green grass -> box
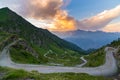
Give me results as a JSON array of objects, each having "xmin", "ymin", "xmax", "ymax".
[
  {"xmin": 83, "ymin": 38, "xmax": 120, "ymax": 67},
  {"xmin": 0, "ymin": 7, "xmax": 10, "ymax": 22},
  {"xmin": 108, "ymin": 38, "xmax": 120, "ymax": 48},
  {"xmin": 0, "ymin": 33, "xmax": 82, "ymax": 66},
  {"xmin": 0, "ymin": 32, "xmax": 12, "ymax": 43},
  {"xmin": 0, "ymin": 66, "xmax": 112, "ymax": 80},
  {"xmin": 0, "ymin": 32, "xmax": 17, "ymax": 51},
  {"xmin": 9, "ymin": 42, "xmax": 82, "ymax": 66},
  {"xmin": 44, "ymin": 44, "xmax": 83, "ymax": 66},
  {"xmin": 10, "ymin": 46, "xmax": 40, "ymax": 64},
  {"xmin": 47, "ymin": 52, "xmax": 82, "ymax": 66},
  {"xmin": 3, "ymin": 69, "xmax": 29, "ymax": 80},
  {"xmin": 10, "ymin": 43, "xmax": 82, "ymax": 66},
  {"xmin": 84, "ymin": 47, "xmax": 105, "ymax": 67}
]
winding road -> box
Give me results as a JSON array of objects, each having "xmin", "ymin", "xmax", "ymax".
[
  {"xmin": 0, "ymin": 42, "xmax": 118, "ymax": 76},
  {"xmin": 76, "ymin": 56, "xmax": 87, "ymax": 67}
]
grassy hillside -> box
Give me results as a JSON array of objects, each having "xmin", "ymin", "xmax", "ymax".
[
  {"xmin": 0, "ymin": 7, "xmax": 85, "ymax": 66},
  {"xmin": 9, "ymin": 40, "xmax": 82, "ymax": 66},
  {"xmin": 84, "ymin": 38, "xmax": 120, "ymax": 67},
  {"xmin": 0, "ymin": 66, "xmax": 112, "ymax": 80},
  {"xmin": 108, "ymin": 38, "xmax": 120, "ymax": 47},
  {"xmin": 84, "ymin": 47, "xmax": 105, "ymax": 67},
  {"xmin": 10, "ymin": 46, "xmax": 40, "ymax": 64},
  {"xmin": 108, "ymin": 39, "xmax": 120, "ymax": 68},
  {"xmin": 0, "ymin": 32, "xmax": 82, "ymax": 66},
  {"xmin": 0, "ymin": 7, "xmax": 84, "ymax": 53},
  {"xmin": 0, "ymin": 32, "xmax": 18, "ymax": 51}
]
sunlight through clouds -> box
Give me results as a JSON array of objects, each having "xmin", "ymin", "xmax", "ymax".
[{"xmin": 0, "ymin": 0, "xmax": 120, "ymax": 32}]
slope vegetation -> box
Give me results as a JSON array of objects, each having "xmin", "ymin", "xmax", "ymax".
[
  {"xmin": 0, "ymin": 67, "xmax": 111, "ymax": 80},
  {"xmin": 84, "ymin": 38, "xmax": 120, "ymax": 67},
  {"xmin": 0, "ymin": 7, "xmax": 85, "ymax": 66}
]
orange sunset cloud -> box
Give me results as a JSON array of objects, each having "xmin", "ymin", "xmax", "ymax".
[{"xmin": 10, "ymin": 0, "xmax": 120, "ymax": 32}]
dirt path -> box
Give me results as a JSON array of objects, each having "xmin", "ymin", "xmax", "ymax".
[{"xmin": 76, "ymin": 56, "xmax": 87, "ymax": 67}]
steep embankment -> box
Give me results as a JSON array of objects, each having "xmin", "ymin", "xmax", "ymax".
[{"xmin": 84, "ymin": 39, "xmax": 120, "ymax": 67}]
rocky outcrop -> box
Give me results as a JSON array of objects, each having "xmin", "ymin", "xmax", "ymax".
[
  {"xmin": 11, "ymin": 39, "xmax": 39, "ymax": 58},
  {"xmin": 0, "ymin": 35, "xmax": 18, "ymax": 51}
]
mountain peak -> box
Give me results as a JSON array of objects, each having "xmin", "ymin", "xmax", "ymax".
[{"xmin": 0, "ymin": 7, "xmax": 11, "ymax": 11}]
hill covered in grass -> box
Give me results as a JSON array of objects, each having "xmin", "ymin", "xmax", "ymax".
[
  {"xmin": 84, "ymin": 38, "xmax": 120, "ymax": 67},
  {"xmin": 0, "ymin": 7, "xmax": 85, "ymax": 66},
  {"xmin": 0, "ymin": 7, "xmax": 84, "ymax": 53}
]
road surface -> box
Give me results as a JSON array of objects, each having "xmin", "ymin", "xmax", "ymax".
[
  {"xmin": 76, "ymin": 56, "xmax": 87, "ymax": 67},
  {"xmin": 0, "ymin": 42, "xmax": 118, "ymax": 76}
]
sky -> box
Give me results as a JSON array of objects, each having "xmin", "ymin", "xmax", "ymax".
[{"xmin": 0, "ymin": 0, "xmax": 120, "ymax": 32}]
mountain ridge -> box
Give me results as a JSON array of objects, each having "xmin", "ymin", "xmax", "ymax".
[
  {"xmin": 0, "ymin": 7, "xmax": 85, "ymax": 66},
  {"xmin": 0, "ymin": 7, "xmax": 84, "ymax": 52},
  {"xmin": 53, "ymin": 29, "xmax": 120, "ymax": 50}
]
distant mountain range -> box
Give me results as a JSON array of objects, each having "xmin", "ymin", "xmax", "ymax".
[{"xmin": 53, "ymin": 30, "xmax": 120, "ymax": 50}]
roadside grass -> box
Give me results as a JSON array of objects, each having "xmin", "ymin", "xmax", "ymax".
[
  {"xmin": 0, "ymin": 66, "xmax": 112, "ymax": 80},
  {"xmin": 47, "ymin": 52, "xmax": 82, "ymax": 66},
  {"xmin": 84, "ymin": 47, "xmax": 105, "ymax": 67},
  {"xmin": 10, "ymin": 47, "xmax": 40, "ymax": 64},
  {"xmin": 108, "ymin": 39, "xmax": 120, "ymax": 48},
  {"xmin": 84, "ymin": 38, "xmax": 120, "ymax": 67}
]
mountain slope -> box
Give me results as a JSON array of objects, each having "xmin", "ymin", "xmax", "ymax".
[
  {"xmin": 53, "ymin": 30, "xmax": 120, "ymax": 50},
  {"xmin": 0, "ymin": 7, "xmax": 83, "ymax": 52},
  {"xmin": 84, "ymin": 38, "xmax": 120, "ymax": 67},
  {"xmin": 0, "ymin": 7, "xmax": 85, "ymax": 66}
]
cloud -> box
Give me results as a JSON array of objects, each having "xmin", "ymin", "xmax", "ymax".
[
  {"xmin": 24, "ymin": 3, "xmax": 120, "ymax": 31},
  {"xmin": 48, "ymin": 10, "xmax": 76, "ymax": 31},
  {"xmin": 18, "ymin": 0, "xmax": 63, "ymax": 19},
  {"xmin": 77, "ymin": 5, "xmax": 120, "ymax": 31},
  {"xmin": 14, "ymin": 0, "xmax": 75, "ymax": 31},
  {"xmin": 1, "ymin": 0, "xmax": 120, "ymax": 32},
  {"xmin": 102, "ymin": 22, "xmax": 120, "ymax": 32}
]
